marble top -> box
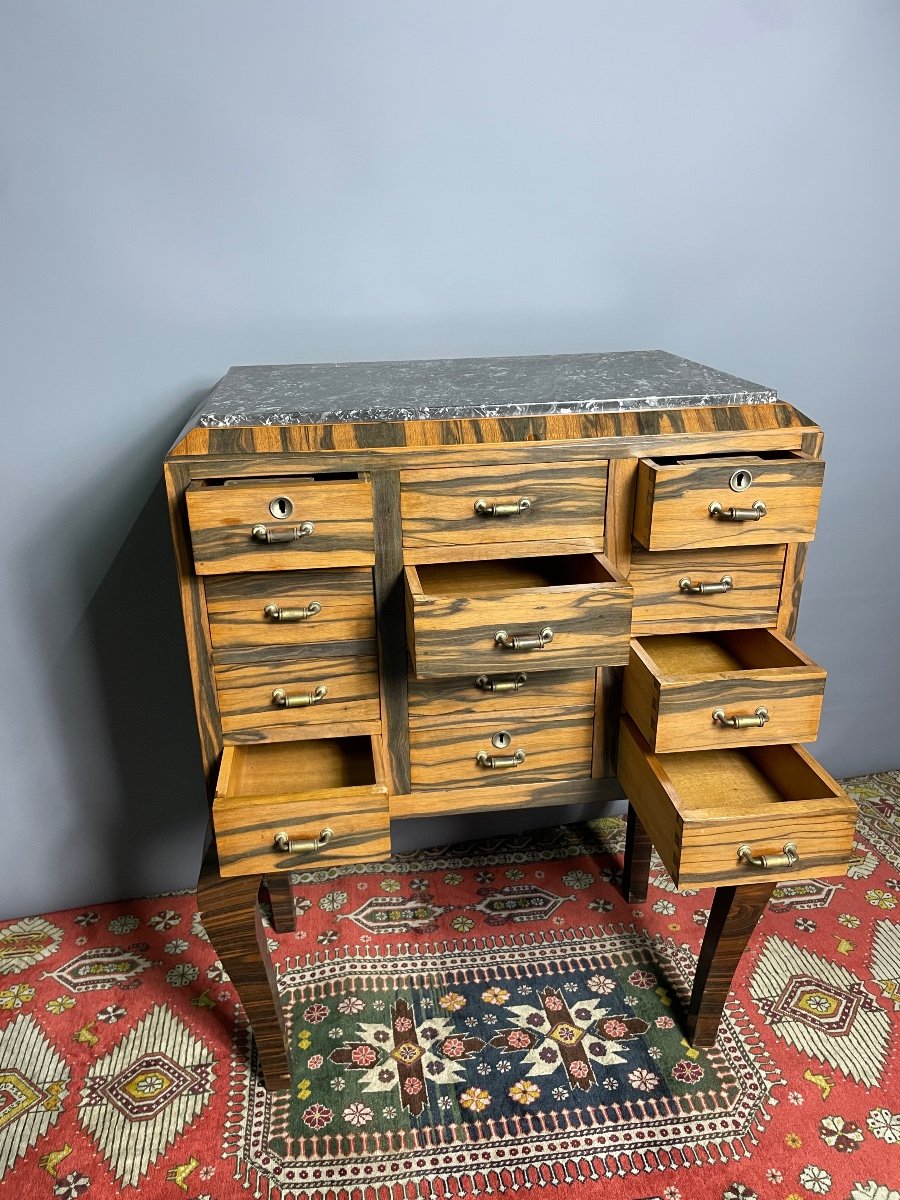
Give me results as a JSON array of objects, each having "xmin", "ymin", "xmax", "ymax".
[{"xmin": 194, "ymin": 351, "xmax": 777, "ymax": 427}]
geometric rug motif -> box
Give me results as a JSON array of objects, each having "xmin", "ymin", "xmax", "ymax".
[
  {"xmin": 851, "ymin": 771, "xmax": 900, "ymax": 872},
  {"xmin": 78, "ymin": 1003, "xmax": 215, "ymax": 1187},
  {"xmin": 0, "ymin": 916, "xmax": 64, "ymax": 976},
  {"xmin": 870, "ymin": 918, "xmax": 900, "ymax": 1011},
  {"xmin": 225, "ymin": 929, "xmax": 783, "ymax": 1199},
  {"xmin": 0, "ymin": 1013, "xmax": 70, "ymax": 1177},
  {"xmin": 46, "ymin": 944, "xmax": 154, "ymax": 993},
  {"xmin": 747, "ymin": 935, "xmax": 892, "ymax": 1086},
  {"xmin": 769, "ymin": 878, "xmax": 842, "ymax": 913}
]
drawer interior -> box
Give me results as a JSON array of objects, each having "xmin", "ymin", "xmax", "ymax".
[
  {"xmin": 414, "ymin": 554, "xmax": 617, "ymax": 596},
  {"xmin": 637, "ymin": 629, "xmax": 815, "ymax": 678},
  {"xmin": 220, "ymin": 737, "xmax": 377, "ymax": 797},
  {"xmin": 657, "ymin": 743, "xmax": 844, "ymax": 816}
]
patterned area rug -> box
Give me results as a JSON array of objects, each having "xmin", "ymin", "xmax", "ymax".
[{"xmin": 2, "ymin": 773, "xmax": 900, "ymax": 1200}]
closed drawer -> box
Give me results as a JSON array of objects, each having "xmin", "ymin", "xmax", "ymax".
[
  {"xmin": 623, "ymin": 630, "xmax": 826, "ymax": 752},
  {"xmin": 617, "ymin": 716, "xmax": 856, "ymax": 889},
  {"xmin": 629, "ymin": 546, "xmax": 786, "ymax": 635},
  {"xmin": 213, "ymin": 737, "xmax": 390, "ymax": 876},
  {"xmin": 405, "ymin": 553, "xmax": 632, "ymax": 679},
  {"xmin": 410, "ymin": 711, "xmax": 595, "ymax": 791},
  {"xmin": 408, "ymin": 667, "xmax": 596, "ymax": 724},
  {"xmin": 633, "ymin": 451, "xmax": 824, "ymax": 551},
  {"xmin": 205, "ymin": 569, "xmax": 375, "ymax": 654},
  {"xmin": 214, "ymin": 654, "xmax": 380, "ymax": 742},
  {"xmin": 399, "ymin": 460, "xmax": 606, "ymax": 561},
  {"xmin": 186, "ymin": 477, "xmax": 374, "ymax": 573}
]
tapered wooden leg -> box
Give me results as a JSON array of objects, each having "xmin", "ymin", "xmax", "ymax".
[
  {"xmin": 621, "ymin": 804, "xmax": 652, "ymax": 903},
  {"xmin": 263, "ymin": 873, "xmax": 297, "ymax": 934},
  {"xmin": 197, "ymin": 845, "xmax": 292, "ymax": 1090},
  {"xmin": 686, "ymin": 881, "xmax": 775, "ymax": 1046}
]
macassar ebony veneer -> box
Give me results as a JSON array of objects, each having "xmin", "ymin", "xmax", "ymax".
[{"xmin": 165, "ymin": 350, "xmax": 856, "ymax": 1089}]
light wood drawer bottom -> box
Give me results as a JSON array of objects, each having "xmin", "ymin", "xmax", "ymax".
[{"xmin": 617, "ymin": 716, "xmax": 856, "ymax": 890}]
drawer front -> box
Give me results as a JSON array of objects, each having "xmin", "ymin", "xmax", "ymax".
[
  {"xmin": 623, "ymin": 632, "xmax": 826, "ymax": 752},
  {"xmin": 214, "ymin": 789, "xmax": 390, "ymax": 876},
  {"xmin": 629, "ymin": 546, "xmax": 785, "ymax": 635},
  {"xmin": 410, "ymin": 711, "xmax": 595, "ymax": 791},
  {"xmin": 214, "ymin": 654, "xmax": 381, "ymax": 741},
  {"xmin": 408, "ymin": 667, "xmax": 596, "ymax": 724},
  {"xmin": 205, "ymin": 569, "xmax": 375, "ymax": 653},
  {"xmin": 212, "ymin": 738, "xmax": 390, "ymax": 875},
  {"xmin": 406, "ymin": 557, "xmax": 632, "ymax": 679},
  {"xmin": 400, "ymin": 461, "xmax": 606, "ymax": 559},
  {"xmin": 617, "ymin": 717, "xmax": 856, "ymax": 889},
  {"xmin": 633, "ymin": 452, "xmax": 824, "ymax": 551},
  {"xmin": 186, "ymin": 479, "xmax": 375, "ymax": 573}
]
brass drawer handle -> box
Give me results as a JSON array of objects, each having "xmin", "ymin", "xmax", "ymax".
[
  {"xmin": 251, "ymin": 521, "xmax": 315, "ymax": 543},
  {"xmin": 274, "ymin": 827, "xmax": 333, "ymax": 855},
  {"xmin": 264, "ymin": 602, "xmax": 321, "ymax": 622},
  {"xmin": 272, "ymin": 685, "xmax": 327, "ymax": 708},
  {"xmin": 475, "ymin": 673, "xmax": 528, "ymax": 693},
  {"xmin": 495, "ymin": 627, "xmax": 553, "ymax": 651},
  {"xmin": 679, "ymin": 575, "xmax": 732, "ymax": 595},
  {"xmin": 474, "ymin": 497, "xmax": 532, "ymax": 517},
  {"xmin": 738, "ymin": 841, "xmax": 798, "ymax": 871},
  {"xmin": 476, "ymin": 748, "xmax": 526, "ymax": 769},
  {"xmin": 713, "ymin": 706, "xmax": 769, "ymax": 729},
  {"xmin": 708, "ymin": 500, "xmax": 767, "ymax": 522}
]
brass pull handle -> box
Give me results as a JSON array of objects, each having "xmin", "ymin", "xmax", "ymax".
[
  {"xmin": 737, "ymin": 841, "xmax": 798, "ymax": 871},
  {"xmin": 274, "ymin": 828, "xmax": 333, "ymax": 855},
  {"xmin": 264, "ymin": 602, "xmax": 321, "ymax": 622},
  {"xmin": 475, "ymin": 673, "xmax": 527, "ymax": 693},
  {"xmin": 708, "ymin": 501, "xmax": 767, "ymax": 522},
  {"xmin": 473, "ymin": 497, "xmax": 532, "ymax": 517},
  {"xmin": 476, "ymin": 748, "xmax": 526, "ymax": 769},
  {"xmin": 495, "ymin": 627, "xmax": 553, "ymax": 651},
  {"xmin": 712, "ymin": 706, "xmax": 769, "ymax": 729},
  {"xmin": 272, "ymin": 685, "xmax": 328, "ymax": 708},
  {"xmin": 679, "ymin": 575, "xmax": 733, "ymax": 595},
  {"xmin": 251, "ymin": 521, "xmax": 315, "ymax": 543}
]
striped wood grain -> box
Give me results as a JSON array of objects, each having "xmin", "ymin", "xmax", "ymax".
[
  {"xmin": 408, "ymin": 710, "xmax": 595, "ymax": 791},
  {"xmin": 407, "ymin": 667, "xmax": 595, "ymax": 724},
  {"xmin": 633, "ymin": 451, "xmax": 824, "ymax": 551},
  {"xmin": 205, "ymin": 568, "xmax": 375, "ymax": 652},
  {"xmin": 186, "ymin": 478, "xmax": 375, "ymax": 573},
  {"xmin": 406, "ymin": 554, "xmax": 633, "ymax": 678},
  {"xmin": 629, "ymin": 545, "xmax": 786, "ymax": 635},
  {"xmin": 399, "ymin": 460, "xmax": 606, "ymax": 558},
  {"xmin": 390, "ymin": 775, "xmax": 622, "ymax": 820},
  {"xmin": 623, "ymin": 631, "xmax": 826, "ymax": 752},
  {"xmin": 778, "ymin": 429, "xmax": 825, "ymax": 639},
  {"xmin": 617, "ymin": 716, "xmax": 856, "ymax": 889},
  {"xmin": 212, "ymin": 738, "xmax": 390, "ymax": 874},
  {"xmin": 214, "ymin": 654, "xmax": 380, "ymax": 740}
]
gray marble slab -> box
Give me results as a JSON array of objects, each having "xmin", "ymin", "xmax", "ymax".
[{"xmin": 194, "ymin": 350, "xmax": 777, "ymax": 427}]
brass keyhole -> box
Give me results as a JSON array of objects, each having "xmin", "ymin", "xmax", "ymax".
[
  {"xmin": 491, "ymin": 730, "xmax": 512, "ymax": 750},
  {"xmin": 729, "ymin": 469, "xmax": 753, "ymax": 493},
  {"xmin": 269, "ymin": 496, "xmax": 294, "ymax": 519}
]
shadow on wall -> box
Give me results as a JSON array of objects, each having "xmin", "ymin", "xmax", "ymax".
[{"xmin": 21, "ymin": 395, "xmax": 213, "ymax": 908}]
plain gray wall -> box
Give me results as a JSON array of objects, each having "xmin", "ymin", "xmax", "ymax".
[{"xmin": 2, "ymin": 2, "xmax": 899, "ymax": 920}]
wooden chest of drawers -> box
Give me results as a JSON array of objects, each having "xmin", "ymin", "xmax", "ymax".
[{"xmin": 164, "ymin": 350, "xmax": 856, "ymax": 1088}]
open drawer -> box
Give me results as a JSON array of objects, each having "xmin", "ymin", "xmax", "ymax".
[
  {"xmin": 617, "ymin": 716, "xmax": 857, "ymax": 889},
  {"xmin": 212, "ymin": 736, "xmax": 390, "ymax": 876},
  {"xmin": 623, "ymin": 629, "xmax": 826, "ymax": 752},
  {"xmin": 633, "ymin": 451, "xmax": 824, "ymax": 551},
  {"xmin": 405, "ymin": 553, "xmax": 632, "ymax": 678}
]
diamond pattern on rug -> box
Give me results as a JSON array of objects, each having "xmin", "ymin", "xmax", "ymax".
[
  {"xmin": 78, "ymin": 1003, "xmax": 214, "ymax": 1186},
  {"xmin": 0, "ymin": 916, "xmax": 63, "ymax": 975},
  {"xmin": 47, "ymin": 945, "xmax": 154, "ymax": 993},
  {"xmin": 0, "ymin": 1013, "xmax": 70, "ymax": 1177},
  {"xmin": 748, "ymin": 935, "xmax": 892, "ymax": 1085}
]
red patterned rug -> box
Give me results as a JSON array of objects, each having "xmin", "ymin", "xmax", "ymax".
[{"xmin": 2, "ymin": 772, "xmax": 900, "ymax": 1200}]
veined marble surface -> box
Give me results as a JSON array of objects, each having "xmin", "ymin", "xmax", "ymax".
[{"xmin": 195, "ymin": 350, "xmax": 777, "ymax": 427}]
